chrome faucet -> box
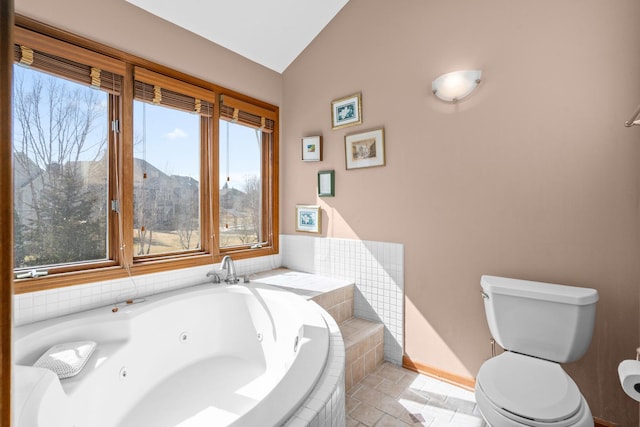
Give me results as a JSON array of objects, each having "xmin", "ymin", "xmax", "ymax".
[{"xmin": 220, "ymin": 255, "xmax": 238, "ymax": 284}]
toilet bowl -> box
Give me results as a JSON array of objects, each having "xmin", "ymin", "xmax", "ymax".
[
  {"xmin": 475, "ymin": 352, "xmax": 592, "ymax": 427},
  {"xmin": 475, "ymin": 276, "xmax": 598, "ymax": 427}
]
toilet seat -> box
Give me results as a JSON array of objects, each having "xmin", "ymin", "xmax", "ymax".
[{"xmin": 476, "ymin": 352, "xmax": 585, "ymax": 425}]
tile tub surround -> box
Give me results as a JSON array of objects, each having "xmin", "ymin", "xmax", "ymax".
[
  {"xmin": 14, "ymin": 234, "xmax": 405, "ymax": 366},
  {"xmin": 281, "ymin": 235, "xmax": 404, "ymax": 365},
  {"xmin": 284, "ymin": 302, "xmax": 346, "ymax": 427},
  {"xmin": 14, "ymin": 254, "xmax": 282, "ymax": 326}
]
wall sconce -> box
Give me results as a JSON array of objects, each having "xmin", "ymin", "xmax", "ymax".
[
  {"xmin": 624, "ymin": 103, "xmax": 640, "ymax": 127},
  {"xmin": 432, "ymin": 70, "xmax": 482, "ymax": 102}
]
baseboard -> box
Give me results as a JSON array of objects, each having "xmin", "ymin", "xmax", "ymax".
[
  {"xmin": 593, "ymin": 417, "xmax": 619, "ymax": 427},
  {"xmin": 402, "ymin": 355, "xmax": 618, "ymax": 427},
  {"xmin": 402, "ymin": 355, "xmax": 476, "ymax": 391}
]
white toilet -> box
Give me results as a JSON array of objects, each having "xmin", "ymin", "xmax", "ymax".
[{"xmin": 475, "ymin": 275, "xmax": 599, "ymax": 427}]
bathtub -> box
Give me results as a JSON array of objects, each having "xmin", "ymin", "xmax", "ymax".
[{"xmin": 13, "ymin": 282, "xmax": 330, "ymax": 427}]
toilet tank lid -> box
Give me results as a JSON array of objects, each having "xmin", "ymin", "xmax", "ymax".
[{"xmin": 481, "ymin": 275, "xmax": 599, "ymax": 305}]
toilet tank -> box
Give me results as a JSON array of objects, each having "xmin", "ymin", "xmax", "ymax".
[{"xmin": 480, "ymin": 275, "xmax": 598, "ymax": 363}]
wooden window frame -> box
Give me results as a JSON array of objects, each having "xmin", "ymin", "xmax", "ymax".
[
  {"xmin": 218, "ymin": 95, "xmax": 279, "ymax": 256},
  {"xmin": 12, "ymin": 16, "xmax": 279, "ymax": 294}
]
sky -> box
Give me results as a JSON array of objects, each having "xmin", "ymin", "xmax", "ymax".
[
  {"xmin": 14, "ymin": 64, "xmax": 261, "ymax": 192},
  {"xmin": 134, "ymin": 102, "xmax": 262, "ymax": 190}
]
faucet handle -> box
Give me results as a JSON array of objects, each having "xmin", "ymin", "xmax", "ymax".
[
  {"xmin": 206, "ymin": 270, "xmax": 221, "ymax": 284},
  {"xmin": 16, "ymin": 269, "xmax": 48, "ymax": 279}
]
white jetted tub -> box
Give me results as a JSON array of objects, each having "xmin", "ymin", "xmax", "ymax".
[{"xmin": 13, "ymin": 283, "xmax": 330, "ymax": 427}]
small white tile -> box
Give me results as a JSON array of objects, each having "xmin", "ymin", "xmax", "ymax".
[
  {"xmin": 33, "ymin": 293, "xmax": 47, "ymax": 306},
  {"xmin": 284, "ymin": 416, "xmax": 307, "ymax": 427},
  {"xmin": 306, "ymin": 397, "xmax": 325, "ymax": 412},
  {"xmin": 297, "ymin": 407, "xmax": 316, "ymax": 422},
  {"xmin": 18, "ymin": 294, "xmax": 33, "ymax": 309}
]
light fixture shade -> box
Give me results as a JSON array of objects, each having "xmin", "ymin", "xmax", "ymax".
[{"xmin": 432, "ymin": 70, "xmax": 482, "ymax": 102}]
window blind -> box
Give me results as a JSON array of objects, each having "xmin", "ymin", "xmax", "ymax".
[
  {"xmin": 220, "ymin": 95, "xmax": 276, "ymax": 133},
  {"xmin": 13, "ymin": 27, "xmax": 124, "ymax": 94},
  {"xmin": 134, "ymin": 67, "xmax": 215, "ymax": 117}
]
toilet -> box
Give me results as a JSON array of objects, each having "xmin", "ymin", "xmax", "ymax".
[{"xmin": 475, "ymin": 275, "xmax": 598, "ymax": 427}]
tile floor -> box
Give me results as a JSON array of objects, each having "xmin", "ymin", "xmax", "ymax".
[{"xmin": 346, "ymin": 362, "xmax": 487, "ymax": 427}]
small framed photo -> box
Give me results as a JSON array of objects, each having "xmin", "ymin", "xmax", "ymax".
[
  {"xmin": 345, "ymin": 128, "xmax": 385, "ymax": 170},
  {"xmin": 318, "ymin": 170, "xmax": 335, "ymax": 197},
  {"xmin": 331, "ymin": 92, "xmax": 362, "ymax": 130},
  {"xmin": 301, "ymin": 136, "xmax": 322, "ymax": 161},
  {"xmin": 295, "ymin": 205, "xmax": 321, "ymax": 233}
]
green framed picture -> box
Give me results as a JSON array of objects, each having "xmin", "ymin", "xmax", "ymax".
[{"xmin": 318, "ymin": 170, "xmax": 335, "ymax": 197}]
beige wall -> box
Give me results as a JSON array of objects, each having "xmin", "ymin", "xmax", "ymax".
[
  {"xmin": 282, "ymin": 0, "xmax": 640, "ymax": 424},
  {"xmin": 15, "ymin": 0, "xmax": 282, "ymax": 105},
  {"xmin": 13, "ymin": 0, "xmax": 640, "ymax": 424}
]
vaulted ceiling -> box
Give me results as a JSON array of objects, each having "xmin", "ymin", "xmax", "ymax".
[{"xmin": 126, "ymin": 0, "xmax": 350, "ymax": 73}]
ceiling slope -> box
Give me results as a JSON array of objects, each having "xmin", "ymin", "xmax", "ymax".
[{"xmin": 126, "ymin": 0, "xmax": 350, "ymax": 73}]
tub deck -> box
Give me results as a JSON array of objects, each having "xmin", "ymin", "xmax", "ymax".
[{"xmin": 250, "ymin": 268, "xmax": 351, "ymax": 298}]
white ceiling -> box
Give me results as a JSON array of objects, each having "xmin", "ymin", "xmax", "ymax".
[{"xmin": 125, "ymin": 0, "xmax": 350, "ymax": 73}]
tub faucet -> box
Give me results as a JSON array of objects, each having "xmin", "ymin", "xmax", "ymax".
[{"xmin": 220, "ymin": 256, "xmax": 238, "ymax": 284}]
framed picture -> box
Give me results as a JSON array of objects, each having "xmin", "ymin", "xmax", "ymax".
[
  {"xmin": 331, "ymin": 92, "xmax": 362, "ymax": 130},
  {"xmin": 301, "ymin": 136, "xmax": 322, "ymax": 161},
  {"xmin": 318, "ymin": 170, "xmax": 335, "ymax": 197},
  {"xmin": 345, "ymin": 128, "xmax": 385, "ymax": 170},
  {"xmin": 295, "ymin": 205, "xmax": 321, "ymax": 233}
]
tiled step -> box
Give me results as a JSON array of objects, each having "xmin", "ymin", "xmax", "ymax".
[
  {"xmin": 310, "ymin": 284, "xmax": 354, "ymax": 325},
  {"xmin": 307, "ymin": 282, "xmax": 385, "ymax": 391},
  {"xmin": 340, "ymin": 317, "xmax": 384, "ymax": 390}
]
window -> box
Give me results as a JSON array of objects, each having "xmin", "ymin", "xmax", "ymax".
[
  {"xmin": 219, "ymin": 120, "xmax": 262, "ymax": 247},
  {"xmin": 219, "ymin": 96, "xmax": 277, "ymax": 254},
  {"xmin": 13, "ymin": 65, "xmax": 111, "ymax": 269},
  {"xmin": 134, "ymin": 102, "xmax": 201, "ymax": 256},
  {"xmin": 12, "ymin": 21, "xmax": 279, "ymax": 293},
  {"xmin": 11, "ymin": 26, "xmax": 124, "ymax": 279},
  {"xmin": 132, "ymin": 67, "xmax": 214, "ymax": 258}
]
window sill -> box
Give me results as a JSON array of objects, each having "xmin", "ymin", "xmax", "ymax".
[{"xmin": 14, "ymin": 244, "xmax": 278, "ymax": 294}]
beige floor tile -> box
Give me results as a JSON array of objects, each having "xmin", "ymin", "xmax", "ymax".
[
  {"xmin": 348, "ymin": 382, "xmax": 363, "ymax": 397},
  {"xmin": 419, "ymin": 402, "xmax": 455, "ymax": 423},
  {"xmin": 395, "ymin": 371, "xmax": 421, "ymax": 388},
  {"xmin": 449, "ymin": 411, "xmax": 487, "ymax": 427},
  {"xmin": 347, "ymin": 395, "xmax": 361, "ymax": 414},
  {"xmin": 374, "ymin": 394, "xmax": 406, "ymax": 418},
  {"xmin": 375, "ymin": 378, "xmax": 409, "ymax": 398},
  {"xmin": 349, "ymin": 401, "xmax": 384, "ymax": 426},
  {"xmin": 350, "ymin": 363, "xmax": 487, "ymax": 427},
  {"xmin": 361, "ymin": 372, "xmax": 385, "ymax": 389},
  {"xmin": 373, "ymin": 413, "xmax": 411, "ymax": 427},
  {"xmin": 398, "ymin": 388, "xmax": 429, "ymax": 407},
  {"xmin": 399, "ymin": 410, "xmax": 434, "ymax": 426},
  {"xmin": 397, "ymin": 398, "xmax": 426, "ymax": 418},
  {"xmin": 376, "ymin": 363, "xmax": 406, "ymax": 383},
  {"xmin": 352, "ymin": 383, "xmax": 387, "ymax": 405}
]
